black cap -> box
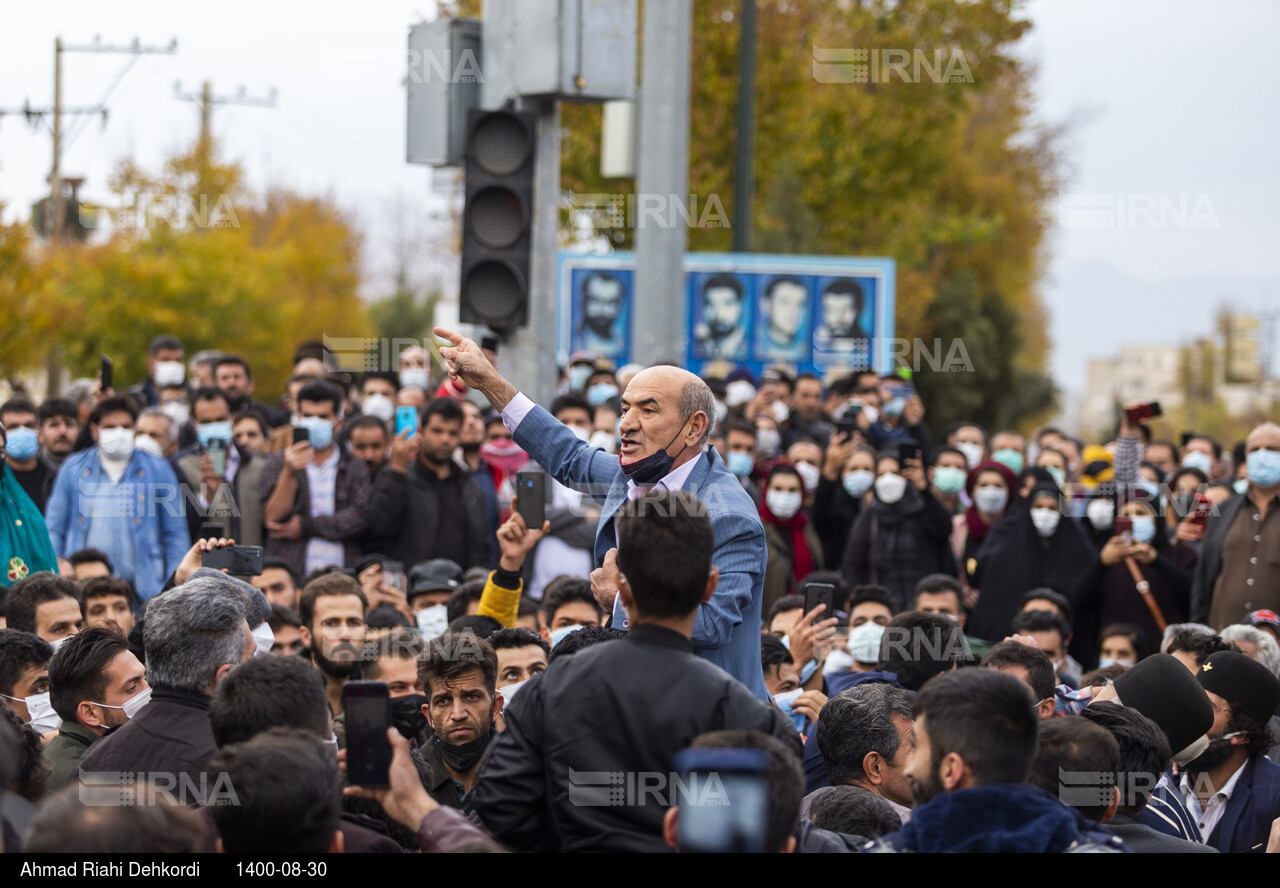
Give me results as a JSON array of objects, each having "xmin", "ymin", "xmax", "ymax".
[
  {"xmin": 355, "ymin": 553, "xmax": 386, "ymax": 575},
  {"xmin": 1197, "ymin": 651, "xmax": 1280, "ymax": 724},
  {"xmin": 408, "ymin": 559, "xmax": 464, "ymax": 596},
  {"xmin": 1114, "ymin": 653, "xmax": 1214, "ymax": 759}
]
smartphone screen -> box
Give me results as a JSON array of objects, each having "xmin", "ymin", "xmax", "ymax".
[
  {"xmin": 516, "ymin": 472, "xmax": 546, "ymax": 529},
  {"xmin": 206, "ymin": 438, "xmax": 228, "ymax": 477},
  {"xmin": 344, "ymin": 681, "xmax": 393, "ymax": 787},
  {"xmin": 100, "ymin": 355, "xmax": 114, "ymax": 391},
  {"xmin": 672, "ymin": 748, "xmax": 771, "ymax": 853},
  {"xmin": 382, "ymin": 560, "xmax": 405, "ymax": 593},
  {"xmin": 292, "ymin": 426, "xmax": 310, "ymax": 445}
]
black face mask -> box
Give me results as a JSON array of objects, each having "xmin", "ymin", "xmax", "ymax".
[
  {"xmin": 390, "ymin": 694, "xmax": 429, "ymax": 741},
  {"xmin": 434, "ymin": 729, "xmax": 493, "ymax": 773},
  {"xmin": 620, "ymin": 418, "xmax": 691, "ymax": 485},
  {"xmin": 1185, "ymin": 736, "xmax": 1236, "ymax": 775}
]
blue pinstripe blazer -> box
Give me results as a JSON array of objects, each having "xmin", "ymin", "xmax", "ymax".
[
  {"xmin": 513, "ymin": 404, "xmax": 771, "ymax": 701},
  {"xmin": 1144, "ymin": 756, "xmax": 1280, "ymax": 852}
]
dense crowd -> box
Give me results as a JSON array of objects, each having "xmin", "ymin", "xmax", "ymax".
[{"xmin": 0, "ymin": 329, "xmax": 1278, "ymax": 854}]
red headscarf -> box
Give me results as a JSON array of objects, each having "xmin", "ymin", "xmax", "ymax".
[
  {"xmin": 758, "ymin": 464, "xmax": 815, "ymax": 585},
  {"xmin": 964, "ymin": 459, "xmax": 1018, "ymax": 541}
]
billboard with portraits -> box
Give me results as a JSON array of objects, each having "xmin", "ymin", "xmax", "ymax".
[{"xmin": 557, "ymin": 252, "xmax": 894, "ymax": 378}]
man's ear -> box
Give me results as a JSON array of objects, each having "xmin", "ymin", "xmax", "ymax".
[
  {"xmin": 619, "ymin": 579, "xmax": 636, "ymax": 614},
  {"xmin": 212, "ymin": 662, "xmax": 235, "ymax": 689},
  {"xmin": 492, "ymin": 693, "xmax": 504, "ymax": 724},
  {"xmin": 662, "ymin": 807, "xmax": 680, "ymax": 850},
  {"xmin": 780, "ymin": 835, "xmax": 797, "ymax": 853},
  {"xmin": 421, "ymin": 701, "xmax": 434, "ymax": 732},
  {"xmin": 1037, "ymin": 697, "xmax": 1056, "ymax": 720},
  {"xmin": 940, "ymin": 751, "xmax": 966, "ymax": 792},
  {"xmin": 861, "ymin": 751, "xmax": 883, "ymax": 786},
  {"xmin": 1101, "ymin": 786, "xmax": 1120, "ymax": 823},
  {"xmin": 328, "ymin": 829, "xmax": 344, "ymax": 853},
  {"xmin": 216, "ymin": 838, "xmax": 223, "ymax": 854},
  {"xmin": 703, "ymin": 566, "xmax": 719, "ymax": 604},
  {"xmin": 299, "ymin": 624, "xmax": 313, "ymax": 651},
  {"xmin": 77, "ymin": 701, "xmax": 104, "ymax": 730}
]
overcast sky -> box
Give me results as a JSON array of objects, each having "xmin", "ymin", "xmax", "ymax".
[{"xmin": 3, "ymin": 1, "xmax": 1277, "ymax": 408}]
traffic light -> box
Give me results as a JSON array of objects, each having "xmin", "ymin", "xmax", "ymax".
[{"xmin": 460, "ymin": 107, "xmax": 537, "ymax": 332}]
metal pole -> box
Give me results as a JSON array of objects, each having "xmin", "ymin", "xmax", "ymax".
[
  {"xmin": 632, "ymin": 0, "xmax": 692, "ymax": 364},
  {"xmin": 49, "ymin": 37, "xmax": 63, "ymax": 243},
  {"xmin": 732, "ymin": 0, "xmax": 756, "ymax": 252}
]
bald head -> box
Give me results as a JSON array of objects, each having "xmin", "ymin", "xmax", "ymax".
[
  {"xmin": 1247, "ymin": 423, "xmax": 1280, "ymax": 450},
  {"xmin": 618, "ymin": 367, "xmax": 715, "ymax": 471}
]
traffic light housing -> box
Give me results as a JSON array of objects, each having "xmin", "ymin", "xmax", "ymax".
[{"xmin": 460, "ymin": 108, "xmax": 537, "ymax": 332}]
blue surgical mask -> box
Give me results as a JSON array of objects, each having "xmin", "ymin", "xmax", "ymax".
[
  {"xmin": 842, "ymin": 469, "xmax": 874, "ymax": 498},
  {"xmin": 1247, "ymin": 449, "xmax": 1280, "ymax": 489},
  {"xmin": 1046, "ymin": 466, "xmax": 1066, "ymax": 489},
  {"xmin": 932, "ymin": 466, "xmax": 967, "ymax": 496},
  {"xmin": 197, "ymin": 421, "xmax": 233, "ymax": 450},
  {"xmin": 883, "ymin": 397, "xmax": 905, "ymax": 419},
  {"xmin": 549, "ymin": 624, "xmax": 585, "ymax": 647},
  {"xmin": 772, "ymin": 688, "xmax": 808, "ymax": 734},
  {"xmin": 587, "ymin": 383, "xmax": 619, "ymax": 406},
  {"xmin": 297, "ymin": 416, "xmax": 334, "ymax": 450},
  {"xmin": 1097, "ymin": 657, "xmax": 1135, "ymax": 669},
  {"xmin": 568, "ymin": 365, "xmax": 593, "ymax": 392},
  {"xmin": 1234, "ymin": 478, "xmax": 1249, "ymax": 495},
  {"xmin": 1131, "ymin": 514, "xmax": 1156, "ymax": 544},
  {"xmin": 727, "ymin": 450, "xmax": 754, "ymax": 479},
  {"xmin": 4, "ymin": 427, "xmax": 38, "ymax": 461},
  {"xmin": 1182, "ymin": 450, "xmax": 1213, "ymax": 476},
  {"xmin": 992, "ymin": 448, "xmax": 1024, "ymax": 474}
]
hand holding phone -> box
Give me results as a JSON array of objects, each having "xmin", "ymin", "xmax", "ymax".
[{"xmin": 395, "ymin": 406, "xmax": 419, "ymax": 440}]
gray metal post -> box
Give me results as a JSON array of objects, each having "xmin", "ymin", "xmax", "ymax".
[{"xmin": 632, "ymin": 0, "xmax": 692, "ymax": 365}]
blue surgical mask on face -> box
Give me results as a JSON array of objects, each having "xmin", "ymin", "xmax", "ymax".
[
  {"xmin": 842, "ymin": 469, "xmax": 874, "ymax": 498},
  {"xmin": 932, "ymin": 466, "xmax": 967, "ymax": 496},
  {"xmin": 4, "ymin": 427, "xmax": 38, "ymax": 461},
  {"xmin": 772, "ymin": 687, "xmax": 808, "ymax": 734},
  {"xmin": 587, "ymin": 383, "xmax": 619, "ymax": 406},
  {"xmin": 883, "ymin": 397, "xmax": 905, "ymax": 419},
  {"xmin": 197, "ymin": 421, "xmax": 233, "ymax": 450},
  {"xmin": 298, "ymin": 416, "xmax": 334, "ymax": 450},
  {"xmin": 1247, "ymin": 449, "xmax": 1280, "ymax": 489},
  {"xmin": 992, "ymin": 448, "xmax": 1024, "ymax": 474},
  {"xmin": 568, "ymin": 365, "xmax": 593, "ymax": 392},
  {"xmin": 1131, "ymin": 514, "xmax": 1156, "ymax": 544},
  {"xmin": 727, "ymin": 450, "xmax": 754, "ymax": 478},
  {"xmin": 1234, "ymin": 478, "xmax": 1249, "ymax": 495},
  {"xmin": 1182, "ymin": 450, "xmax": 1213, "ymax": 476},
  {"xmin": 549, "ymin": 624, "xmax": 585, "ymax": 647}
]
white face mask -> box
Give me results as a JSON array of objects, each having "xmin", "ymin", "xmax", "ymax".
[
  {"xmin": 955, "ymin": 441, "xmax": 985, "ymax": 469},
  {"xmin": 416, "ymin": 604, "xmax": 449, "ymax": 640},
  {"xmin": 252, "ymin": 622, "xmax": 275, "ymax": 656},
  {"xmin": 92, "ymin": 686, "xmax": 152, "ymax": 721},
  {"xmin": 47, "ymin": 636, "xmax": 71, "ymax": 653},
  {"xmin": 755, "ymin": 429, "xmax": 781, "ymax": 457},
  {"xmin": 549, "ymin": 623, "xmax": 585, "ymax": 647},
  {"xmin": 588, "ymin": 430, "xmax": 616, "ymax": 452},
  {"xmin": 159, "ymin": 401, "xmax": 190, "ymax": 426},
  {"xmin": 499, "ymin": 677, "xmax": 532, "ymax": 705},
  {"xmin": 771, "ymin": 401, "xmax": 790, "ymax": 424},
  {"xmin": 1031, "ymin": 507, "xmax": 1061, "ymax": 538},
  {"xmin": 569, "ymin": 424, "xmax": 591, "ymax": 443},
  {"xmin": 361, "ymin": 393, "xmax": 395, "ymax": 422},
  {"xmin": 1086, "ymin": 498, "xmax": 1114, "ymax": 530},
  {"xmin": 97, "ymin": 427, "xmax": 136, "ymax": 461},
  {"xmin": 859, "ymin": 404, "xmax": 880, "ymax": 425},
  {"xmin": 973, "ymin": 485, "xmax": 1008, "ymax": 515},
  {"xmin": 1181, "ymin": 450, "xmax": 1213, "ymax": 476},
  {"xmin": 153, "ymin": 361, "xmax": 186, "ymax": 387},
  {"xmin": 134, "ymin": 434, "xmax": 165, "ymax": 458},
  {"xmin": 842, "ymin": 469, "xmax": 874, "ymax": 498},
  {"xmin": 400, "ymin": 367, "xmax": 430, "ymax": 391},
  {"xmin": 794, "ymin": 462, "xmax": 820, "ymax": 494},
  {"xmin": 875, "ymin": 472, "xmax": 908, "ymax": 504},
  {"xmin": 766, "ymin": 489, "xmax": 803, "ymax": 519},
  {"xmin": 725, "ymin": 380, "xmax": 756, "ymax": 409},
  {"xmin": 1, "ymin": 691, "xmax": 61, "ymax": 734}
]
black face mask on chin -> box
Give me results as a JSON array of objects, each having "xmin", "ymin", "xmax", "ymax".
[
  {"xmin": 434, "ymin": 727, "xmax": 493, "ymax": 773},
  {"xmin": 619, "ymin": 418, "xmax": 692, "ymax": 485}
]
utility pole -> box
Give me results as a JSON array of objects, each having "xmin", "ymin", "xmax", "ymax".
[
  {"xmin": 633, "ymin": 0, "xmax": 693, "ymax": 364},
  {"xmin": 174, "ymin": 80, "xmax": 277, "ymax": 179},
  {"xmin": 732, "ymin": 0, "xmax": 757, "ymax": 252}
]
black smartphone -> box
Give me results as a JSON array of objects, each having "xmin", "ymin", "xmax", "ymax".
[
  {"xmin": 1180, "ymin": 431, "xmax": 1195, "ymax": 450},
  {"xmin": 670, "ymin": 747, "xmax": 771, "ymax": 853},
  {"xmin": 835, "ymin": 414, "xmax": 860, "ymax": 438},
  {"xmin": 803, "ymin": 582, "xmax": 835, "ymax": 617},
  {"xmin": 202, "ymin": 545, "xmax": 264, "ymax": 577},
  {"xmin": 343, "ymin": 681, "xmax": 393, "ymax": 787},
  {"xmin": 516, "ymin": 472, "xmax": 546, "ymax": 529},
  {"xmin": 100, "ymin": 355, "xmax": 113, "ymax": 391},
  {"xmin": 292, "ymin": 426, "xmax": 310, "ymax": 445},
  {"xmin": 897, "ymin": 440, "xmax": 921, "ymax": 466},
  {"xmin": 199, "ymin": 522, "xmax": 225, "ymax": 540}
]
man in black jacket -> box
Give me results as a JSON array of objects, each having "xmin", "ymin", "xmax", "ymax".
[
  {"xmin": 472, "ymin": 489, "xmax": 799, "ymax": 853},
  {"xmin": 366, "ymin": 398, "xmax": 488, "ymax": 570},
  {"xmin": 77, "ymin": 575, "xmax": 256, "ymax": 801}
]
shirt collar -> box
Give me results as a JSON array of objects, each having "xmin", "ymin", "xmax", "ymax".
[
  {"xmin": 624, "ymin": 449, "xmax": 702, "ymax": 500},
  {"xmin": 1180, "ymin": 755, "xmax": 1248, "ymax": 803}
]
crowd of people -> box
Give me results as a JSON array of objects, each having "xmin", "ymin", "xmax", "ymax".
[{"xmin": 1, "ymin": 327, "xmax": 1279, "ymax": 854}]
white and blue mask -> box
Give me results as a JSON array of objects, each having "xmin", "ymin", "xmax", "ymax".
[{"xmin": 5, "ymin": 427, "xmax": 38, "ymax": 461}]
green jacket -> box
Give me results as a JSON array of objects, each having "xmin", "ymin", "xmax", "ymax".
[{"xmin": 45, "ymin": 721, "xmax": 102, "ymax": 791}]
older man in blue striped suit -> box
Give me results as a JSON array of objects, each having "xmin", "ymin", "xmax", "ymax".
[{"xmin": 435, "ymin": 328, "xmax": 771, "ymax": 701}]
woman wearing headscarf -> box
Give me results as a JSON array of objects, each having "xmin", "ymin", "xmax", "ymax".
[
  {"xmin": 760, "ymin": 464, "xmax": 824, "ymax": 616},
  {"xmin": 968, "ymin": 480, "xmax": 1096, "ymax": 645},
  {"xmin": 0, "ymin": 423, "xmax": 58, "ymax": 586},
  {"xmin": 951, "ymin": 459, "xmax": 1019, "ymax": 589},
  {"xmin": 840, "ymin": 449, "xmax": 955, "ymax": 612}
]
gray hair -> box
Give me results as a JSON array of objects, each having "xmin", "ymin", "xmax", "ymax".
[
  {"xmin": 188, "ymin": 568, "xmax": 270, "ymax": 627},
  {"xmin": 138, "ymin": 407, "xmax": 177, "ymax": 444},
  {"xmin": 189, "ymin": 349, "xmax": 225, "ymax": 378},
  {"xmin": 1221, "ymin": 624, "xmax": 1280, "ymax": 676},
  {"xmin": 678, "ymin": 378, "xmax": 717, "ymax": 443},
  {"xmin": 143, "ymin": 576, "xmax": 249, "ymax": 693},
  {"xmin": 816, "ymin": 684, "xmax": 915, "ymax": 785}
]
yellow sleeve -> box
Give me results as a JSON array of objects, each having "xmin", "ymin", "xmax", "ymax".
[{"xmin": 477, "ymin": 570, "xmax": 522, "ymax": 628}]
